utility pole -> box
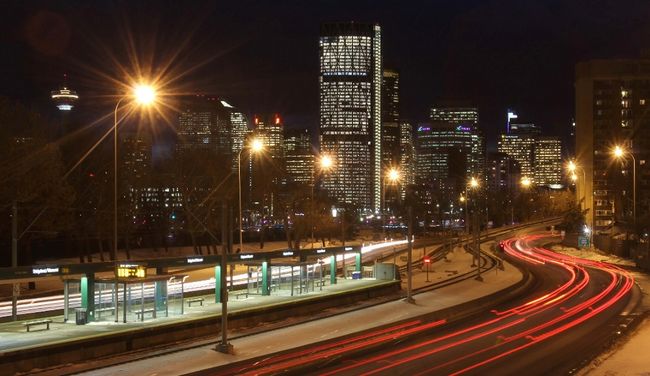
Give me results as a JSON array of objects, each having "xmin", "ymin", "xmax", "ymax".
[
  {"xmin": 11, "ymin": 201, "xmax": 18, "ymax": 321},
  {"xmin": 474, "ymin": 199, "xmax": 483, "ymax": 281},
  {"xmin": 216, "ymin": 202, "xmax": 234, "ymax": 354},
  {"xmin": 405, "ymin": 206, "xmax": 415, "ymax": 303}
]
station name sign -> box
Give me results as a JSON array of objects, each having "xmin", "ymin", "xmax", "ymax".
[
  {"xmin": 187, "ymin": 257, "xmax": 204, "ymax": 264},
  {"xmin": 32, "ymin": 266, "xmax": 60, "ymax": 275},
  {"xmin": 115, "ymin": 263, "xmax": 146, "ymax": 278}
]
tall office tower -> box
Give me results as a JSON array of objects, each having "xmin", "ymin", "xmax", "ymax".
[
  {"xmin": 119, "ymin": 132, "xmax": 153, "ymax": 229},
  {"xmin": 284, "ymin": 129, "xmax": 314, "ymax": 185},
  {"xmin": 487, "ymin": 151, "xmax": 521, "ymax": 225},
  {"xmin": 176, "ymin": 95, "xmax": 233, "ymax": 159},
  {"xmin": 399, "ymin": 121, "xmax": 416, "ymax": 190},
  {"xmin": 50, "ymin": 74, "xmax": 78, "ymax": 112},
  {"xmin": 319, "ymin": 22, "xmax": 382, "ymax": 212},
  {"xmin": 417, "ymin": 104, "xmax": 483, "ymax": 186},
  {"xmin": 253, "ymin": 114, "xmax": 284, "ymax": 162},
  {"xmin": 248, "ymin": 114, "xmax": 285, "ymax": 219},
  {"xmin": 382, "ymin": 68, "xmax": 400, "ymax": 168},
  {"xmin": 120, "ymin": 132, "xmax": 152, "ymax": 181},
  {"xmin": 576, "ymin": 59, "xmax": 650, "ymax": 233},
  {"xmin": 487, "ymin": 152, "xmax": 521, "ymax": 192},
  {"xmin": 497, "ymin": 116, "xmax": 540, "ymax": 181},
  {"xmin": 416, "ymin": 104, "xmax": 484, "ymax": 203},
  {"xmin": 227, "ymin": 103, "xmax": 250, "ymax": 171},
  {"xmin": 534, "ymin": 136, "xmax": 563, "ymax": 187}
]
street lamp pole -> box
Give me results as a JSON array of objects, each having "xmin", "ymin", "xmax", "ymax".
[
  {"xmin": 113, "ymin": 97, "xmax": 124, "ymax": 261},
  {"xmin": 113, "ymin": 84, "xmax": 156, "ymax": 261}
]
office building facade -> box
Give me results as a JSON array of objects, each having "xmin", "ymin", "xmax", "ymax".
[
  {"xmin": 284, "ymin": 129, "xmax": 314, "ymax": 185},
  {"xmin": 319, "ymin": 22, "xmax": 382, "ymax": 212}
]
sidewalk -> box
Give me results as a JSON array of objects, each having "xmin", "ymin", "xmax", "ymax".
[
  {"xmin": 67, "ymin": 243, "xmax": 523, "ymax": 376},
  {"xmin": 550, "ymin": 245, "xmax": 650, "ymax": 376}
]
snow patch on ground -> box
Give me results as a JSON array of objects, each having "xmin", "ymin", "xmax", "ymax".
[{"xmin": 549, "ymin": 244, "xmax": 636, "ymax": 267}]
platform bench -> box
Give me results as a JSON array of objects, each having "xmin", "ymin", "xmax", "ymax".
[
  {"xmin": 96, "ymin": 307, "xmax": 115, "ymax": 318},
  {"xmin": 24, "ymin": 319, "xmax": 52, "ymax": 332},
  {"xmin": 187, "ymin": 297, "xmax": 204, "ymax": 307},
  {"xmin": 135, "ymin": 308, "xmax": 155, "ymax": 320},
  {"xmin": 233, "ymin": 291, "xmax": 249, "ymax": 299}
]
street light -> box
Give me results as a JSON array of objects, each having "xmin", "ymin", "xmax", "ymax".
[
  {"xmin": 238, "ymin": 138, "xmax": 265, "ymax": 255},
  {"xmin": 467, "ymin": 177, "xmax": 482, "ymax": 281},
  {"xmin": 383, "ymin": 167, "xmax": 401, "ymax": 239},
  {"xmin": 520, "ymin": 176, "xmax": 532, "ymax": 188},
  {"xmin": 310, "ymin": 155, "xmax": 334, "ymax": 247},
  {"xmin": 114, "ymin": 83, "xmax": 157, "ymax": 260},
  {"xmin": 612, "ymin": 145, "xmax": 637, "ymax": 229}
]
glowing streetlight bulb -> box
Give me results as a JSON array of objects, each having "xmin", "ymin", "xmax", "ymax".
[
  {"xmin": 387, "ymin": 168, "xmax": 400, "ymax": 183},
  {"xmin": 613, "ymin": 145, "xmax": 625, "ymax": 158},
  {"xmin": 459, "ymin": 195, "xmax": 465, "ymax": 202},
  {"xmin": 469, "ymin": 177, "xmax": 479, "ymax": 189},
  {"xmin": 571, "ymin": 173, "xmax": 578, "ymax": 182},
  {"xmin": 521, "ymin": 177, "xmax": 532, "ymax": 187},
  {"xmin": 567, "ymin": 160, "xmax": 577, "ymax": 172},
  {"xmin": 250, "ymin": 138, "xmax": 264, "ymax": 152},
  {"xmin": 320, "ymin": 155, "xmax": 333, "ymax": 170},
  {"xmin": 133, "ymin": 84, "xmax": 156, "ymax": 105}
]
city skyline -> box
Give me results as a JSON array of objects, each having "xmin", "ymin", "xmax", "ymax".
[{"xmin": 4, "ymin": 1, "xmax": 650, "ymax": 149}]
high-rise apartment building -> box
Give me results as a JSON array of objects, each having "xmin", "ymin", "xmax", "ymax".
[
  {"xmin": 534, "ymin": 136, "xmax": 563, "ymax": 187},
  {"xmin": 284, "ymin": 129, "xmax": 314, "ymax": 185},
  {"xmin": 576, "ymin": 59, "xmax": 650, "ymax": 232},
  {"xmin": 319, "ymin": 22, "xmax": 382, "ymax": 212}
]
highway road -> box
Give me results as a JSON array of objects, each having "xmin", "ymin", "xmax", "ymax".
[{"xmin": 213, "ymin": 234, "xmax": 635, "ymax": 376}]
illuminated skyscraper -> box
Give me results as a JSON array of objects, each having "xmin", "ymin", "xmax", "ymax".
[
  {"xmin": 284, "ymin": 129, "xmax": 314, "ymax": 185},
  {"xmin": 176, "ymin": 95, "xmax": 232, "ymax": 159},
  {"xmin": 497, "ymin": 114, "xmax": 540, "ymax": 181},
  {"xmin": 382, "ymin": 68, "xmax": 400, "ymax": 168},
  {"xmin": 416, "ymin": 104, "xmax": 483, "ymax": 205},
  {"xmin": 319, "ymin": 22, "xmax": 382, "ymax": 212},
  {"xmin": 534, "ymin": 136, "xmax": 562, "ymax": 187},
  {"xmin": 399, "ymin": 121, "xmax": 416, "ymax": 198}
]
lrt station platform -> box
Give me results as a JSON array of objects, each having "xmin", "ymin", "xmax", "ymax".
[{"xmin": 0, "ymin": 242, "xmax": 405, "ymax": 375}]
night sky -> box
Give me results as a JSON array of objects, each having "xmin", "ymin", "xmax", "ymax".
[{"xmin": 3, "ymin": 0, "xmax": 650, "ymax": 150}]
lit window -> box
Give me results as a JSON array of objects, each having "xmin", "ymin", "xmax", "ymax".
[{"xmin": 641, "ymin": 99, "xmax": 646, "ymax": 105}]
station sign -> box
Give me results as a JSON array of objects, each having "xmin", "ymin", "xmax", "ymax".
[
  {"xmin": 31, "ymin": 265, "xmax": 60, "ymax": 276},
  {"xmin": 115, "ymin": 263, "xmax": 147, "ymax": 278},
  {"xmin": 186, "ymin": 257, "xmax": 204, "ymax": 264}
]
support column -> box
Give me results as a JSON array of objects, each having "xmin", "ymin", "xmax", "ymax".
[
  {"xmin": 155, "ymin": 281, "xmax": 165, "ymax": 312},
  {"xmin": 261, "ymin": 261, "xmax": 270, "ymax": 295},
  {"xmin": 330, "ymin": 253, "xmax": 337, "ymax": 285},
  {"xmin": 355, "ymin": 252, "xmax": 361, "ymax": 276},
  {"xmin": 63, "ymin": 280, "xmax": 69, "ymax": 322},
  {"xmin": 215, "ymin": 265, "xmax": 222, "ymax": 303},
  {"xmin": 80, "ymin": 274, "xmax": 95, "ymax": 322}
]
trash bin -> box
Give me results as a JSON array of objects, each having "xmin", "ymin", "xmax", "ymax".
[
  {"xmin": 76, "ymin": 308, "xmax": 87, "ymax": 325},
  {"xmin": 351, "ymin": 271, "xmax": 361, "ymax": 280}
]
